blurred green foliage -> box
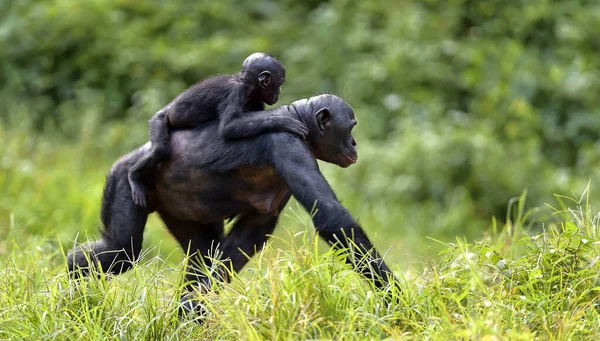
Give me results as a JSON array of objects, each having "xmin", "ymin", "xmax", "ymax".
[{"xmin": 1, "ymin": 0, "xmax": 599, "ymax": 248}]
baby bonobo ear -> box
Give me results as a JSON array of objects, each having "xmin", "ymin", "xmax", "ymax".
[
  {"xmin": 258, "ymin": 71, "xmax": 271, "ymax": 89},
  {"xmin": 315, "ymin": 107, "xmax": 331, "ymax": 135}
]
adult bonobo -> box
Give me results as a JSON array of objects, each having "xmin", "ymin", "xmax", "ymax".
[{"xmin": 67, "ymin": 94, "xmax": 397, "ymax": 314}]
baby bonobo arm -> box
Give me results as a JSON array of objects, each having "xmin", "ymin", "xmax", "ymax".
[
  {"xmin": 217, "ymin": 86, "xmax": 308, "ymax": 140},
  {"xmin": 219, "ymin": 106, "xmax": 309, "ymax": 140}
]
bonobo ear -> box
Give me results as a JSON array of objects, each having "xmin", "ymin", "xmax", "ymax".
[
  {"xmin": 258, "ymin": 71, "xmax": 271, "ymax": 89},
  {"xmin": 315, "ymin": 107, "xmax": 331, "ymax": 135}
]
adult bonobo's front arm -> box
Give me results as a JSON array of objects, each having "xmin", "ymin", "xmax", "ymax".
[{"xmin": 270, "ymin": 134, "xmax": 397, "ymax": 290}]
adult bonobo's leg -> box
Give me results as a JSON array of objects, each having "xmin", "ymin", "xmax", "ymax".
[
  {"xmin": 173, "ymin": 209, "xmax": 281, "ymax": 317},
  {"xmin": 158, "ymin": 213, "xmax": 224, "ymax": 318},
  {"xmin": 158, "ymin": 212, "xmax": 224, "ymax": 292},
  {"xmin": 218, "ymin": 209, "xmax": 282, "ymax": 281},
  {"xmin": 67, "ymin": 164, "xmax": 149, "ymax": 277}
]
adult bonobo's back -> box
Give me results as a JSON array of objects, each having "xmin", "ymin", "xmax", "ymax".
[
  {"xmin": 128, "ymin": 52, "xmax": 308, "ymax": 208},
  {"xmin": 150, "ymin": 94, "xmax": 358, "ymax": 222},
  {"xmin": 68, "ymin": 94, "xmax": 397, "ymax": 317}
]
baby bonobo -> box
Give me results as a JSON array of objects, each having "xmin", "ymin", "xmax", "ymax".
[{"xmin": 128, "ymin": 53, "xmax": 308, "ymax": 207}]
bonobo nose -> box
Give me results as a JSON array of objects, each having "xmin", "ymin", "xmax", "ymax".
[{"xmin": 351, "ymin": 137, "xmax": 357, "ymax": 146}]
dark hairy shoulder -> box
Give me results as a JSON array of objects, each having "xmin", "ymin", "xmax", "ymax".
[
  {"xmin": 202, "ymin": 133, "xmax": 294, "ymax": 172},
  {"xmin": 171, "ymin": 124, "xmax": 310, "ymax": 173},
  {"xmin": 269, "ymin": 133, "xmax": 316, "ymax": 168}
]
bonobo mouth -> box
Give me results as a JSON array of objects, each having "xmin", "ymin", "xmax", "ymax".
[
  {"xmin": 266, "ymin": 96, "xmax": 279, "ymax": 105},
  {"xmin": 342, "ymin": 153, "xmax": 358, "ymax": 165}
]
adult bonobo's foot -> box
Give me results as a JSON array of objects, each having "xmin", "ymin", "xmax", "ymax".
[
  {"xmin": 178, "ymin": 293, "xmax": 208, "ymax": 322},
  {"xmin": 67, "ymin": 238, "xmax": 142, "ymax": 279},
  {"xmin": 66, "ymin": 241, "xmax": 100, "ymax": 278}
]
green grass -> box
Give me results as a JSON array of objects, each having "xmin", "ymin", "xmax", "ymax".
[
  {"xmin": 2, "ymin": 127, "xmax": 600, "ymax": 340},
  {"xmin": 2, "ymin": 198, "xmax": 600, "ymax": 340}
]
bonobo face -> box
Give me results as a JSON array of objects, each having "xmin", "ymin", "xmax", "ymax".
[
  {"xmin": 258, "ymin": 69, "xmax": 285, "ymax": 105},
  {"xmin": 308, "ymin": 95, "xmax": 358, "ymax": 168}
]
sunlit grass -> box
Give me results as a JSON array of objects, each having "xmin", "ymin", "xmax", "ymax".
[
  {"xmin": 1, "ymin": 192, "xmax": 600, "ymax": 339},
  {"xmin": 2, "ymin": 127, "xmax": 600, "ymax": 339}
]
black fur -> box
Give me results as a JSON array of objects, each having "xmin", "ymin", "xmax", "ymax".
[
  {"xmin": 67, "ymin": 94, "xmax": 397, "ymax": 317},
  {"xmin": 128, "ymin": 53, "xmax": 308, "ymax": 207}
]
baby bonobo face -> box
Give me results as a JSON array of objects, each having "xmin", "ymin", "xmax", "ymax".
[
  {"xmin": 242, "ymin": 52, "xmax": 287, "ymax": 106},
  {"xmin": 260, "ymin": 70, "xmax": 285, "ymax": 105}
]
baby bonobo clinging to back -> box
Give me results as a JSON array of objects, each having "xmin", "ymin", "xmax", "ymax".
[{"xmin": 128, "ymin": 52, "xmax": 309, "ymax": 207}]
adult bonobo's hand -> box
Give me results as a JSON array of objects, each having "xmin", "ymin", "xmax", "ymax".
[{"xmin": 67, "ymin": 94, "xmax": 399, "ymax": 319}]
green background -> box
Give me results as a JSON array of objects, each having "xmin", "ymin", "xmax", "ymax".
[{"xmin": 1, "ymin": 0, "xmax": 599, "ymax": 267}]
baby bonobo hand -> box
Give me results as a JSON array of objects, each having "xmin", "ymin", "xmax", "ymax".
[{"xmin": 281, "ymin": 117, "xmax": 309, "ymax": 140}]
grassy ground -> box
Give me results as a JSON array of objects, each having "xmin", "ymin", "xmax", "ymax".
[{"xmin": 2, "ymin": 127, "xmax": 600, "ymax": 340}]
